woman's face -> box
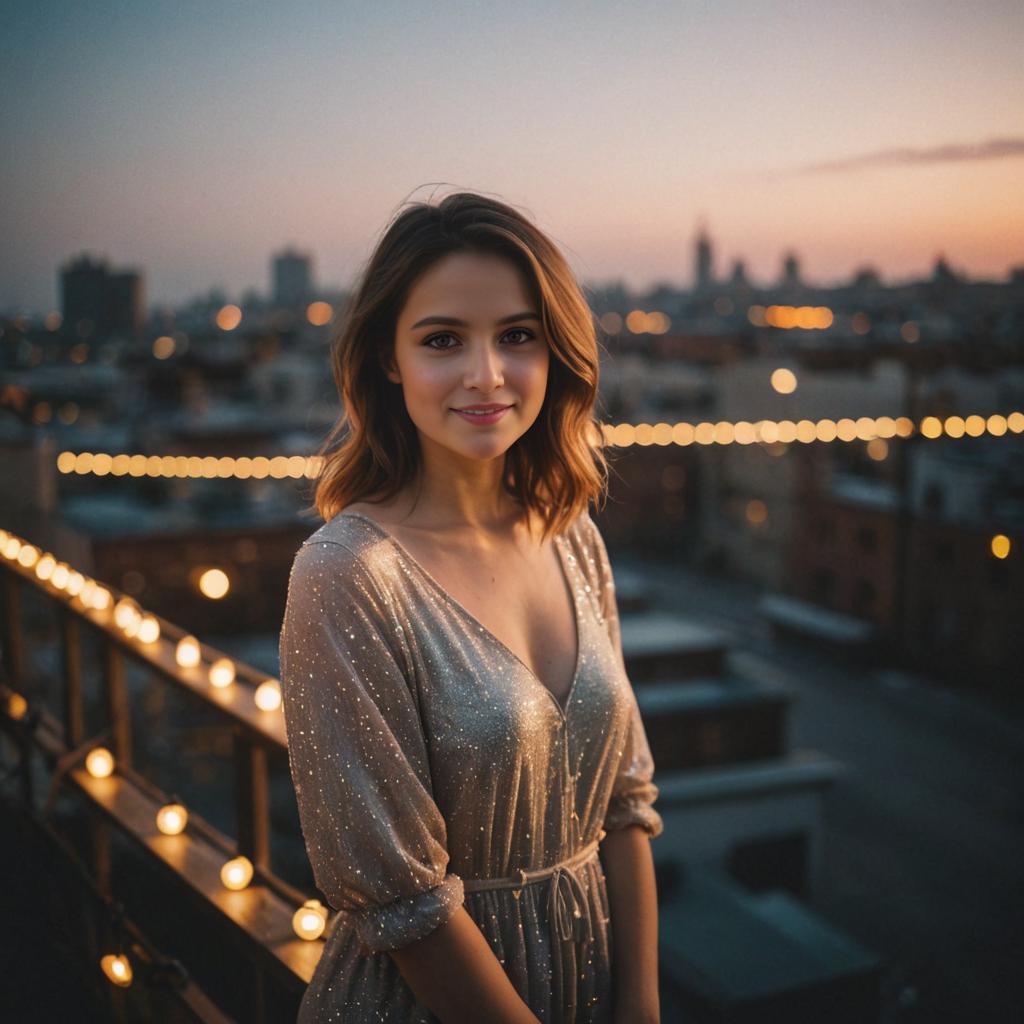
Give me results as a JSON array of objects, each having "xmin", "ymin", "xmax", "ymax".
[{"xmin": 388, "ymin": 250, "xmax": 550, "ymax": 466}]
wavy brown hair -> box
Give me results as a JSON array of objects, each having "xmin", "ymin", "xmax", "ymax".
[{"xmin": 310, "ymin": 189, "xmax": 610, "ymax": 541}]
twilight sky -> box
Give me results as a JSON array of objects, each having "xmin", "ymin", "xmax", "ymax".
[{"xmin": 2, "ymin": 0, "xmax": 1023, "ymax": 314}]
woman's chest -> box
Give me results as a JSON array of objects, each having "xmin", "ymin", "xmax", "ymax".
[
  {"xmin": 398, "ymin": 567, "xmax": 632, "ymax": 771},
  {"xmin": 392, "ymin": 531, "xmax": 581, "ymax": 709}
]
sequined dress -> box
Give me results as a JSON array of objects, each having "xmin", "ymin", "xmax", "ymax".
[{"xmin": 278, "ymin": 509, "xmax": 663, "ymax": 1023}]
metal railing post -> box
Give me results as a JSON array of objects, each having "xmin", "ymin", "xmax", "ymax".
[
  {"xmin": 61, "ymin": 607, "xmax": 85, "ymax": 747},
  {"xmin": 1, "ymin": 571, "xmax": 25, "ymax": 685},
  {"xmin": 234, "ymin": 726, "xmax": 270, "ymax": 871},
  {"xmin": 101, "ymin": 637, "xmax": 133, "ymax": 769}
]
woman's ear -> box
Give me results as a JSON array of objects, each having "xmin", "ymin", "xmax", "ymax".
[{"xmin": 380, "ymin": 351, "xmax": 401, "ymax": 384}]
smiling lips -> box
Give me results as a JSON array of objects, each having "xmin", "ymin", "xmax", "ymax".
[{"xmin": 452, "ymin": 404, "xmax": 511, "ymax": 424}]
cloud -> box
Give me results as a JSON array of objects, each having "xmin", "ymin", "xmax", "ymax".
[{"xmin": 795, "ymin": 136, "xmax": 1024, "ymax": 175}]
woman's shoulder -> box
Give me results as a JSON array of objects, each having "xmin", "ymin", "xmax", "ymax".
[
  {"xmin": 562, "ymin": 508, "xmax": 614, "ymax": 594},
  {"xmin": 301, "ymin": 508, "xmax": 390, "ymax": 553},
  {"xmin": 561, "ymin": 503, "xmax": 598, "ymax": 569},
  {"xmin": 289, "ymin": 511, "xmax": 400, "ymax": 589},
  {"xmin": 562, "ymin": 506, "xmax": 599, "ymax": 557}
]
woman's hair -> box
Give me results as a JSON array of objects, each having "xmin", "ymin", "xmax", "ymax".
[{"xmin": 310, "ymin": 188, "xmax": 611, "ymax": 541}]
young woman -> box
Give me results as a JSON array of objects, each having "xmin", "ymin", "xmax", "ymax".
[{"xmin": 279, "ymin": 190, "xmax": 663, "ymax": 1024}]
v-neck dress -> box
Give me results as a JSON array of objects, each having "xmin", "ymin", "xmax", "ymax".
[{"xmin": 278, "ymin": 508, "xmax": 663, "ymax": 1023}]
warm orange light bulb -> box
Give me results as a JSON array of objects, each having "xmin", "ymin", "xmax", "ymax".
[
  {"xmin": 221, "ymin": 856, "xmax": 254, "ymax": 890},
  {"xmin": 209, "ymin": 658, "xmax": 236, "ymax": 688},
  {"xmin": 293, "ymin": 899, "xmax": 327, "ymax": 940},
  {"xmin": 255, "ymin": 679, "xmax": 282, "ymax": 711},
  {"xmin": 86, "ymin": 747, "xmax": 115, "ymax": 778},
  {"xmin": 176, "ymin": 635, "xmax": 201, "ymax": 668},
  {"xmin": 156, "ymin": 803, "xmax": 188, "ymax": 835},
  {"xmin": 100, "ymin": 953, "xmax": 133, "ymax": 987}
]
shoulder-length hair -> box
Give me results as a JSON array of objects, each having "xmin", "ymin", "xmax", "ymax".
[{"xmin": 310, "ymin": 189, "xmax": 611, "ymax": 541}]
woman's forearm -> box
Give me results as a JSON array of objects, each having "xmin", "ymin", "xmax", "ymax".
[
  {"xmin": 599, "ymin": 825, "xmax": 660, "ymax": 1017},
  {"xmin": 387, "ymin": 905, "xmax": 540, "ymax": 1024}
]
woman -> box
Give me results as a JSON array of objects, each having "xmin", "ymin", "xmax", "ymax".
[{"xmin": 279, "ymin": 190, "xmax": 663, "ymax": 1024}]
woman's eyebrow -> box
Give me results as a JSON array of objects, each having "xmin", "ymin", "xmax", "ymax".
[{"xmin": 410, "ymin": 311, "xmax": 540, "ymax": 330}]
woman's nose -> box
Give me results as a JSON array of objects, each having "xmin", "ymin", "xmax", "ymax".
[{"xmin": 463, "ymin": 343, "xmax": 505, "ymax": 389}]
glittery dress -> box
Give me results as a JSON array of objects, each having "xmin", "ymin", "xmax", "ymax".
[{"xmin": 278, "ymin": 509, "xmax": 663, "ymax": 1023}]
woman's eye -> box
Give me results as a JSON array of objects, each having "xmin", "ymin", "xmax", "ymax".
[
  {"xmin": 503, "ymin": 328, "xmax": 535, "ymax": 345},
  {"xmin": 423, "ymin": 332, "xmax": 458, "ymax": 350},
  {"xmin": 423, "ymin": 328, "xmax": 535, "ymax": 351}
]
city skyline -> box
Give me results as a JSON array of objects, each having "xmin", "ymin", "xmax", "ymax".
[
  {"xmin": 48, "ymin": 227, "xmax": 1009, "ymax": 326},
  {"xmin": 3, "ymin": 0, "xmax": 1023, "ymax": 314}
]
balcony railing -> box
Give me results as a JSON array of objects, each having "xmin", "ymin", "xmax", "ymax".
[{"xmin": 0, "ymin": 527, "xmax": 325, "ymax": 1022}]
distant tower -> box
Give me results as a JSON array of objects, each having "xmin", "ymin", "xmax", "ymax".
[
  {"xmin": 729, "ymin": 258, "xmax": 749, "ymax": 288},
  {"xmin": 272, "ymin": 247, "xmax": 314, "ymax": 309},
  {"xmin": 932, "ymin": 253, "xmax": 960, "ymax": 286},
  {"xmin": 694, "ymin": 220, "xmax": 714, "ymax": 293},
  {"xmin": 780, "ymin": 250, "xmax": 802, "ymax": 289},
  {"xmin": 60, "ymin": 253, "xmax": 145, "ymax": 340}
]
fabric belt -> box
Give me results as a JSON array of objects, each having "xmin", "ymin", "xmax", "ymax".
[{"xmin": 462, "ymin": 833, "xmax": 605, "ymax": 1021}]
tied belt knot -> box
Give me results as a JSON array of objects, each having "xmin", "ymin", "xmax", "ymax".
[{"xmin": 462, "ymin": 831, "xmax": 605, "ymax": 1021}]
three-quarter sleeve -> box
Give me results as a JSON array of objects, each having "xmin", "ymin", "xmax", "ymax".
[
  {"xmin": 586, "ymin": 516, "xmax": 664, "ymax": 840},
  {"xmin": 279, "ymin": 539, "xmax": 465, "ymax": 952}
]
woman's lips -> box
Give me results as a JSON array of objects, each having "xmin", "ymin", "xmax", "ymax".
[{"xmin": 451, "ymin": 406, "xmax": 511, "ymax": 425}]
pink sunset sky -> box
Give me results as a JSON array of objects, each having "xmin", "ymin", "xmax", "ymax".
[{"xmin": 2, "ymin": 0, "xmax": 1022, "ymax": 314}]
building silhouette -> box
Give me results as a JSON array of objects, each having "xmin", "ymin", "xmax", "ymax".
[
  {"xmin": 729, "ymin": 258, "xmax": 749, "ymax": 288},
  {"xmin": 694, "ymin": 222, "xmax": 714, "ymax": 293},
  {"xmin": 60, "ymin": 253, "xmax": 145, "ymax": 340},
  {"xmin": 780, "ymin": 250, "xmax": 802, "ymax": 289},
  {"xmin": 272, "ymin": 247, "xmax": 313, "ymax": 309}
]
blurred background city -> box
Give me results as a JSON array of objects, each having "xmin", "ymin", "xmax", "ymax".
[{"xmin": 1, "ymin": 2, "xmax": 1022, "ymax": 1022}]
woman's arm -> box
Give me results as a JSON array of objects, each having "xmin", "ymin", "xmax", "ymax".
[
  {"xmin": 600, "ymin": 825, "xmax": 660, "ymax": 1023},
  {"xmin": 388, "ymin": 907, "xmax": 540, "ymax": 1024},
  {"xmin": 280, "ymin": 542, "xmax": 538, "ymax": 1023}
]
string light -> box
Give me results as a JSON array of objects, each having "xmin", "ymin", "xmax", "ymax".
[
  {"xmin": 56, "ymin": 451, "xmax": 322, "ymax": 479},
  {"xmin": 292, "ymin": 899, "xmax": 327, "ymax": 940},
  {"xmin": 86, "ymin": 747, "xmax": 115, "ymax": 779},
  {"xmin": 254, "ymin": 679, "xmax": 282, "ymax": 712},
  {"xmin": 0, "ymin": 697, "xmax": 199, "ymax": 998},
  {"xmin": 175, "ymin": 635, "xmax": 201, "ymax": 668},
  {"xmin": 48, "ymin": 410, "xmax": 1024, "ymax": 474},
  {"xmin": 220, "ymin": 856, "xmax": 253, "ymax": 891},
  {"xmin": 209, "ymin": 657, "xmax": 236, "ymax": 688},
  {"xmin": 114, "ymin": 597, "xmax": 141, "ymax": 631},
  {"xmin": 7, "ymin": 691, "xmax": 28, "ymax": 720},
  {"xmin": 16, "ymin": 543, "xmax": 40, "ymax": 568},
  {"xmin": 156, "ymin": 803, "xmax": 188, "ymax": 836},
  {"xmin": 137, "ymin": 615, "xmax": 161, "ymax": 644},
  {"xmin": 2, "ymin": 531, "xmax": 286, "ymax": 751},
  {"xmin": 99, "ymin": 953, "xmax": 133, "ymax": 987},
  {"xmin": 198, "ymin": 568, "xmax": 230, "ymax": 600}
]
